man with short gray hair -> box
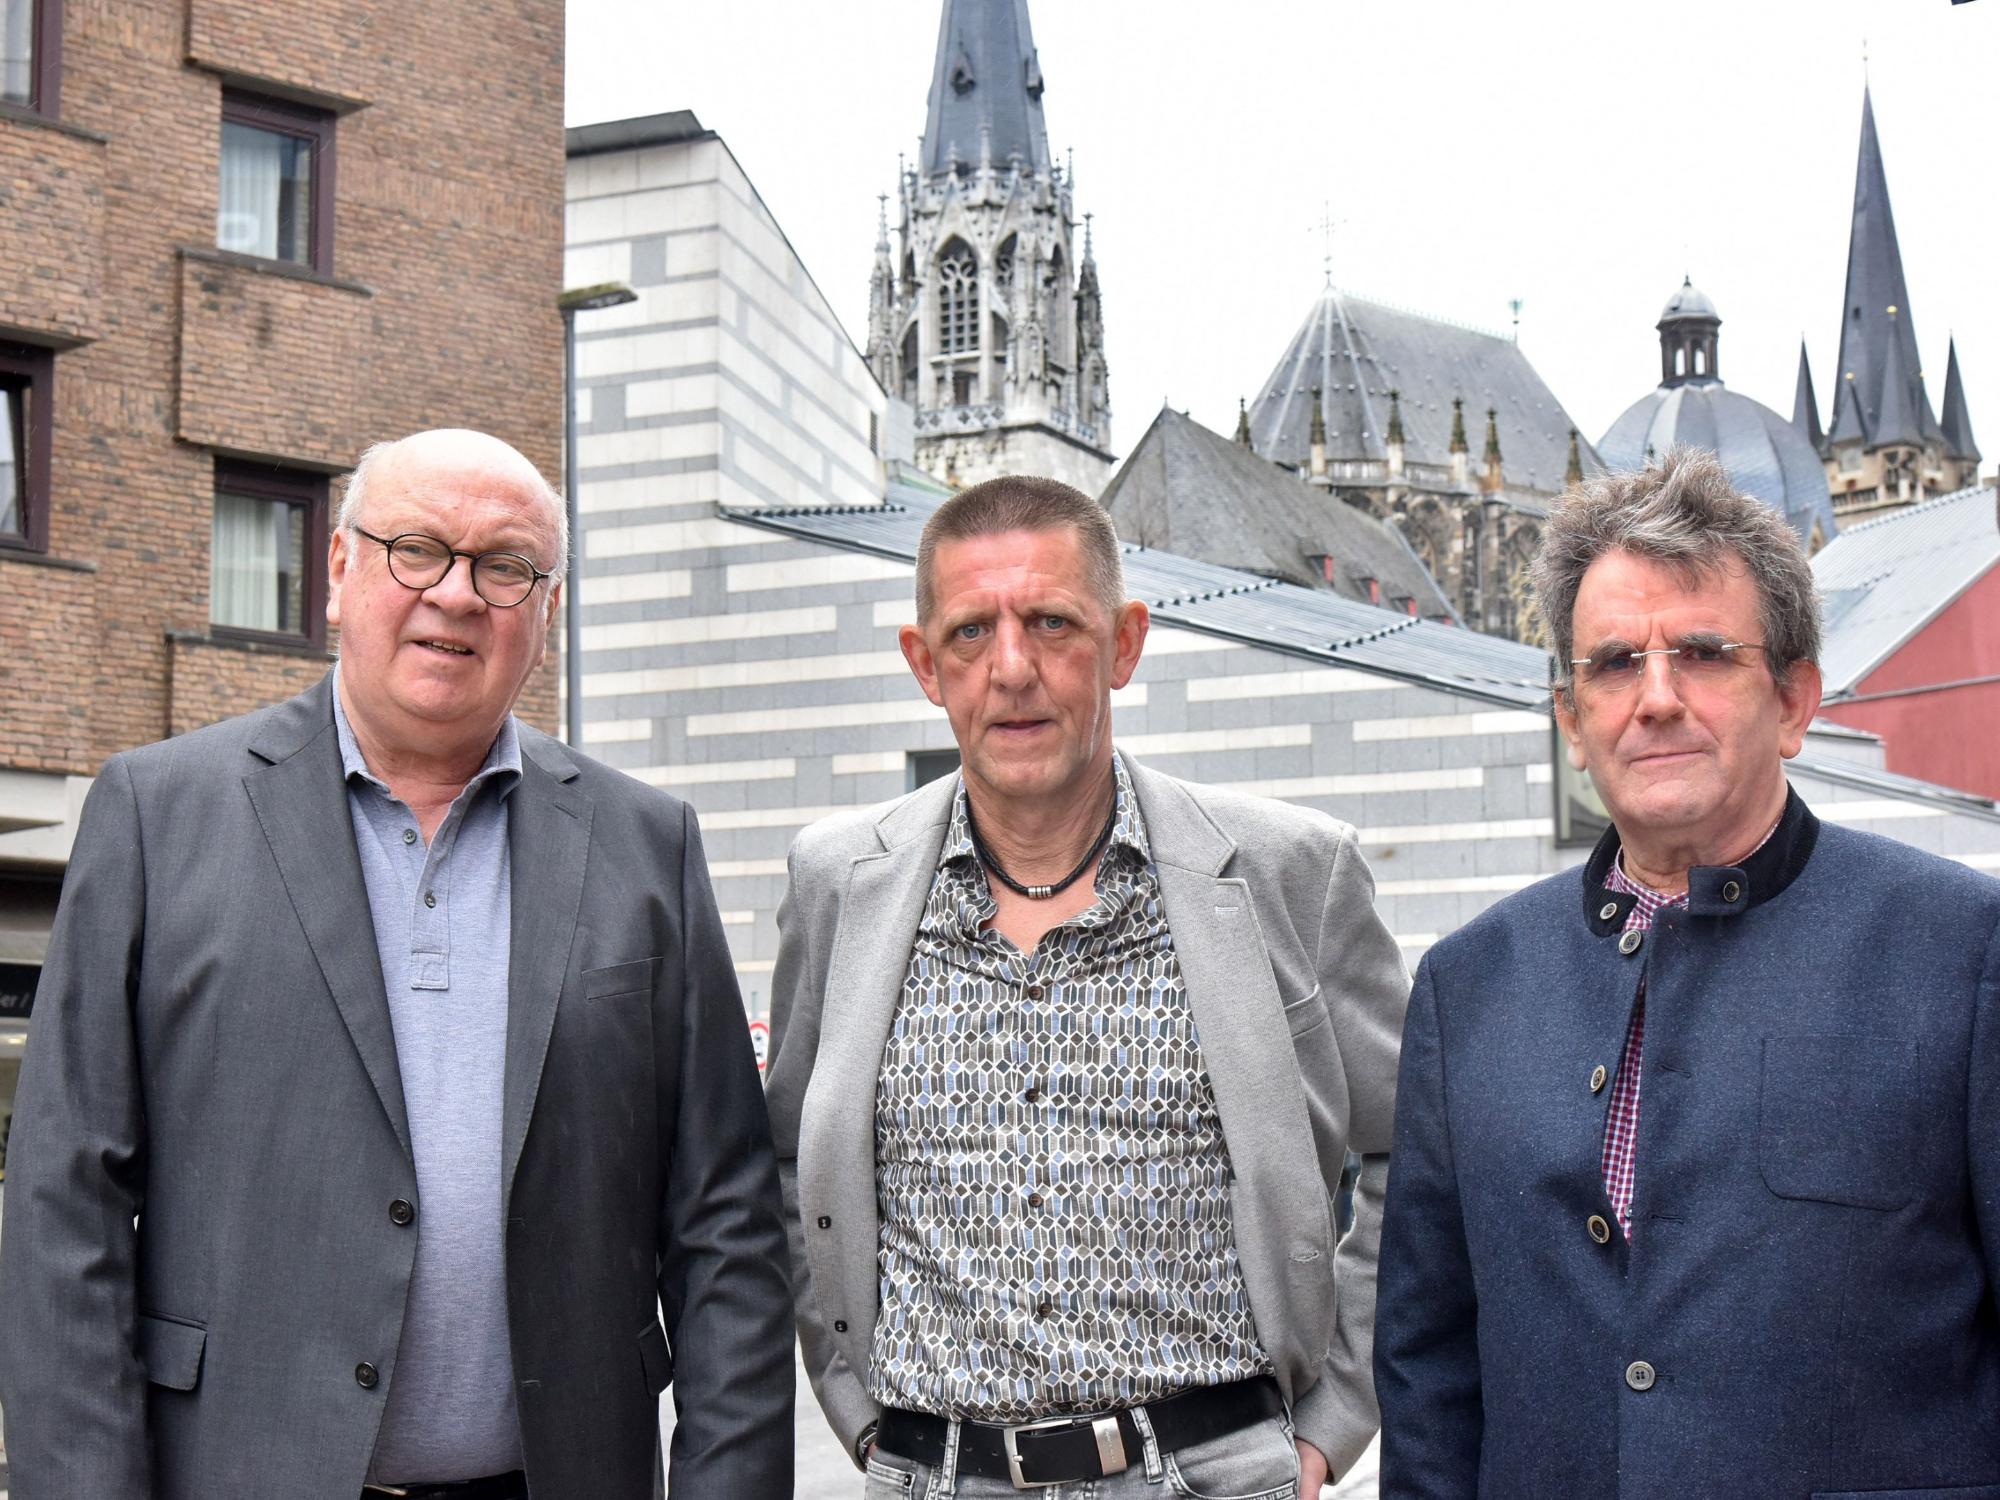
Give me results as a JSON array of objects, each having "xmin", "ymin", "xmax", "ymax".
[
  {"xmin": 1375, "ymin": 448, "xmax": 2000, "ymax": 1497},
  {"xmin": 0, "ymin": 429, "xmax": 793, "ymax": 1499}
]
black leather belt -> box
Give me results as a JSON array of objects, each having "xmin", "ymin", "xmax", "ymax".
[
  {"xmin": 877, "ymin": 1376, "xmax": 1285, "ymax": 1489},
  {"xmin": 361, "ymin": 1473, "xmax": 526, "ymax": 1500}
]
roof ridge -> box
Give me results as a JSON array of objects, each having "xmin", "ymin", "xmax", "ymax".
[{"xmin": 1325, "ymin": 285, "xmax": 1514, "ymax": 344}]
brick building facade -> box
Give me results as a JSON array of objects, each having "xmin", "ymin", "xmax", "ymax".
[{"xmin": 0, "ymin": 0, "xmax": 566, "ymax": 1167}]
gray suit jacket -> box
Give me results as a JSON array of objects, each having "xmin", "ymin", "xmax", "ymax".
[
  {"xmin": 764, "ymin": 753, "xmax": 1409, "ymax": 1478},
  {"xmin": 0, "ymin": 674, "xmax": 793, "ymax": 1499}
]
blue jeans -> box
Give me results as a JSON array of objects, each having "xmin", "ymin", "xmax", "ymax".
[{"xmin": 864, "ymin": 1410, "xmax": 1301, "ymax": 1500}]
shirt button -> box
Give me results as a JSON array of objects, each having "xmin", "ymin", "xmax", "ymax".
[
  {"xmin": 1024, "ymin": 1085, "xmax": 1043, "ymax": 1104},
  {"xmin": 402, "ymin": 828, "xmax": 417, "ymax": 845},
  {"xmin": 1025, "ymin": 983, "xmax": 1045, "ymax": 1000},
  {"xmin": 355, "ymin": 1362, "xmax": 379, "ymax": 1389},
  {"xmin": 424, "ymin": 891, "xmax": 437, "ymax": 909},
  {"xmin": 389, "ymin": 1199, "xmax": 415, "ymax": 1226},
  {"xmin": 1618, "ymin": 929, "xmax": 1644, "ymax": 956},
  {"xmin": 1598, "ymin": 901, "xmax": 1619, "ymax": 922},
  {"xmin": 1026, "ymin": 1191, "xmax": 1045, "ymax": 1209},
  {"xmin": 1588, "ymin": 1214, "xmax": 1612, "ymax": 1244},
  {"xmin": 1035, "ymin": 1300, "xmax": 1052, "ymax": 1320},
  {"xmin": 833, "ymin": 1319, "xmax": 848, "ymax": 1333},
  {"xmin": 1625, "ymin": 1360, "xmax": 1656, "ymax": 1392},
  {"xmin": 816, "ymin": 1216, "xmax": 832, "ymax": 1229},
  {"xmin": 1590, "ymin": 1065, "xmax": 1608, "ymax": 1094}
]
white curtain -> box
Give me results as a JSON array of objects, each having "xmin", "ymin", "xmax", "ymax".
[
  {"xmin": 1, "ymin": 0, "xmax": 32, "ymax": 107},
  {"xmin": 212, "ymin": 491, "xmax": 281, "ymax": 631},
  {"xmin": 218, "ymin": 123, "xmax": 284, "ymax": 259},
  {"xmin": 0, "ymin": 390, "xmax": 19, "ymax": 536}
]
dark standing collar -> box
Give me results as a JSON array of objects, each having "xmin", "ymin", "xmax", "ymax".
[{"xmin": 1580, "ymin": 785, "xmax": 1820, "ymax": 935}]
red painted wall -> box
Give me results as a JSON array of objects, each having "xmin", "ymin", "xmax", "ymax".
[{"xmin": 1819, "ymin": 565, "xmax": 2000, "ymax": 799}]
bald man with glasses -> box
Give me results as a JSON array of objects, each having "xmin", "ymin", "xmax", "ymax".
[{"xmin": 0, "ymin": 430, "xmax": 792, "ymax": 1500}]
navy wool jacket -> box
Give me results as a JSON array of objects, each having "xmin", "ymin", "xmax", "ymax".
[{"xmin": 1376, "ymin": 789, "xmax": 2000, "ymax": 1500}]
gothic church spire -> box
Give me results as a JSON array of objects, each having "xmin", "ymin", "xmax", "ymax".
[{"xmin": 921, "ymin": 0, "xmax": 1051, "ymax": 181}]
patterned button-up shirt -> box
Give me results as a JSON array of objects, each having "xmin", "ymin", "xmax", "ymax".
[
  {"xmin": 868, "ymin": 756, "xmax": 1271, "ymax": 1421},
  {"xmin": 1599, "ymin": 823, "xmax": 1778, "ymax": 1240}
]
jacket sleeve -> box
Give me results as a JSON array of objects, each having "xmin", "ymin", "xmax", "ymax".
[
  {"xmin": 655, "ymin": 803, "xmax": 796, "ymax": 1496},
  {"xmin": 0, "ymin": 757, "xmax": 154, "ymax": 1496},
  {"xmin": 765, "ymin": 834, "xmax": 880, "ymax": 1467},
  {"xmin": 1972, "ymin": 917, "xmax": 2000, "ymax": 1330},
  {"xmin": 1288, "ymin": 825, "xmax": 1410, "ymax": 1480},
  {"xmin": 1373, "ymin": 954, "xmax": 1484, "ymax": 1498}
]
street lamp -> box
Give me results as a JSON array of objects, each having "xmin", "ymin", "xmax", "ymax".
[{"xmin": 558, "ymin": 281, "xmax": 638, "ymax": 748}]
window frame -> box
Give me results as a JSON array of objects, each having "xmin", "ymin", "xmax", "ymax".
[
  {"xmin": 209, "ymin": 459, "xmax": 328, "ymax": 648},
  {"xmin": 1, "ymin": 0, "xmax": 61, "ymax": 117},
  {"xmin": 0, "ymin": 343, "xmax": 54, "ymax": 554},
  {"xmin": 219, "ymin": 90, "xmax": 336, "ymax": 275}
]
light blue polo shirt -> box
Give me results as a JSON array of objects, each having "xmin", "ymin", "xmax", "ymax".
[{"xmin": 333, "ymin": 669, "xmax": 525, "ymax": 1482}]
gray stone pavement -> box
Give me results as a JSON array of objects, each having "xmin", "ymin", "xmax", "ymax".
[{"xmin": 660, "ymin": 1344, "xmax": 1381, "ymax": 1497}]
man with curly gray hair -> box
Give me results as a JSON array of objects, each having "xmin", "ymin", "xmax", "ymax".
[{"xmin": 1375, "ymin": 448, "xmax": 2000, "ymax": 1498}]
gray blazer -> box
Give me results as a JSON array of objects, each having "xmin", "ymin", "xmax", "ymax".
[
  {"xmin": 0, "ymin": 675, "xmax": 793, "ymax": 1499},
  {"xmin": 764, "ymin": 753, "xmax": 1410, "ymax": 1477}
]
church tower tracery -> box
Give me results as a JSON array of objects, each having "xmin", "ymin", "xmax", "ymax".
[{"xmin": 865, "ymin": 0, "xmax": 1114, "ymax": 491}]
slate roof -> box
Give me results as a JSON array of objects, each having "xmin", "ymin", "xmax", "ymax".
[
  {"xmin": 1812, "ymin": 482, "xmax": 2000, "ymax": 694},
  {"xmin": 1793, "ymin": 342, "xmax": 1824, "ymax": 450},
  {"xmin": 1827, "ymin": 88, "xmax": 1945, "ymax": 453},
  {"xmin": 716, "ymin": 493, "xmax": 2000, "ymax": 818},
  {"xmin": 1245, "ymin": 287, "xmax": 1601, "ymax": 497},
  {"xmin": 1097, "ymin": 405, "xmax": 1456, "ymax": 620},
  {"xmin": 920, "ymin": 0, "xmax": 1051, "ymax": 180},
  {"xmin": 1941, "ymin": 339, "xmax": 1981, "ymax": 462},
  {"xmin": 1599, "ymin": 383, "xmax": 1839, "ymax": 547}
]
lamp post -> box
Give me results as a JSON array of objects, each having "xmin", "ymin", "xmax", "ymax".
[{"xmin": 557, "ymin": 281, "xmax": 638, "ymax": 748}]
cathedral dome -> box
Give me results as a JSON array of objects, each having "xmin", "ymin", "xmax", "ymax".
[{"xmin": 1599, "ymin": 383, "xmax": 1838, "ymax": 548}]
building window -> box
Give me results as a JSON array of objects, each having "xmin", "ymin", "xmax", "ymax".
[
  {"xmin": 1, "ymin": 0, "xmax": 58, "ymax": 114},
  {"xmin": 210, "ymin": 461, "xmax": 327, "ymax": 643},
  {"xmin": 1553, "ymin": 723, "xmax": 1612, "ymax": 848},
  {"xmin": 907, "ymin": 748, "xmax": 961, "ymax": 791},
  {"xmin": 937, "ymin": 241, "xmax": 978, "ymax": 356},
  {"xmin": 0, "ymin": 343, "xmax": 52, "ymax": 552},
  {"xmin": 218, "ymin": 92, "xmax": 334, "ymax": 272}
]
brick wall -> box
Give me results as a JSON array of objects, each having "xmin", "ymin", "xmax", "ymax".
[{"xmin": 0, "ymin": 0, "xmax": 562, "ymax": 778}]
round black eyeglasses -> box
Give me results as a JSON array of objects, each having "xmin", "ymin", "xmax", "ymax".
[{"xmin": 352, "ymin": 527, "xmax": 554, "ymax": 608}]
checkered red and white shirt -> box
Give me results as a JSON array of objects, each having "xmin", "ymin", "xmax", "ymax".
[{"xmin": 1598, "ymin": 824, "xmax": 1778, "ymax": 1240}]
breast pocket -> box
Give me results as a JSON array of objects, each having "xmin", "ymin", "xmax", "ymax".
[
  {"xmin": 582, "ymin": 956, "xmax": 660, "ymax": 1000},
  {"xmin": 1759, "ymin": 1034, "xmax": 1920, "ymax": 1211}
]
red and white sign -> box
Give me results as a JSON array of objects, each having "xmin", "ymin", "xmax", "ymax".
[{"xmin": 747, "ymin": 1018, "xmax": 770, "ymax": 1074}]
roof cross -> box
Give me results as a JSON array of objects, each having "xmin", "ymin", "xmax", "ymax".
[{"xmin": 1310, "ymin": 200, "xmax": 1346, "ymax": 287}]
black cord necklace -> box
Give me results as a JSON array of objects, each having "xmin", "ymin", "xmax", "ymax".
[{"xmin": 965, "ymin": 794, "xmax": 1119, "ymax": 900}]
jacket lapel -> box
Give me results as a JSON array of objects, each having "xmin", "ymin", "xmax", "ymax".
[
  {"xmin": 1130, "ymin": 756, "xmax": 1333, "ymax": 1386},
  {"xmin": 244, "ymin": 675, "xmax": 413, "ymax": 1159},
  {"xmin": 501, "ymin": 735, "xmax": 591, "ymax": 1211},
  {"xmin": 800, "ymin": 776, "xmax": 956, "ymax": 1357}
]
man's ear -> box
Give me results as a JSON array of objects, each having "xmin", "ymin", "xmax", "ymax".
[
  {"xmin": 326, "ymin": 526, "xmax": 351, "ymax": 630},
  {"xmin": 1552, "ymin": 690, "xmax": 1589, "ymax": 771},
  {"xmin": 1775, "ymin": 659, "xmax": 1822, "ymax": 760},
  {"xmin": 1109, "ymin": 600, "xmax": 1149, "ymax": 690},
  {"xmin": 900, "ymin": 622, "xmax": 945, "ymax": 708}
]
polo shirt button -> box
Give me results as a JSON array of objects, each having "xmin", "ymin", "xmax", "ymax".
[
  {"xmin": 402, "ymin": 828, "xmax": 417, "ymax": 845},
  {"xmin": 424, "ymin": 891, "xmax": 437, "ymax": 909},
  {"xmin": 355, "ymin": 1362, "xmax": 379, "ymax": 1389},
  {"xmin": 1618, "ymin": 929, "xmax": 1643, "ymax": 956},
  {"xmin": 816, "ymin": 1216, "xmax": 832, "ymax": 1229},
  {"xmin": 1588, "ymin": 1214, "xmax": 1611, "ymax": 1244},
  {"xmin": 1625, "ymin": 1360, "xmax": 1656, "ymax": 1392},
  {"xmin": 1722, "ymin": 879, "xmax": 1742, "ymax": 902},
  {"xmin": 1598, "ymin": 901, "xmax": 1619, "ymax": 922},
  {"xmin": 1024, "ymin": 1085, "xmax": 1043, "ymax": 1104},
  {"xmin": 833, "ymin": 1320, "xmax": 848, "ymax": 1333},
  {"xmin": 1026, "ymin": 1191, "xmax": 1044, "ymax": 1209},
  {"xmin": 1035, "ymin": 1300, "xmax": 1052, "ymax": 1320},
  {"xmin": 1026, "ymin": 983, "xmax": 1044, "ymax": 1000},
  {"xmin": 389, "ymin": 1199, "xmax": 415, "ymax": 1226},
  {"xmin": 1590, "ymin": 1065, "xmax": 1608, "ymax": 1094}
]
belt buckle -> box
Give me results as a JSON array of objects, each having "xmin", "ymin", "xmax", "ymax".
[{"xmin": 1001, "ymin": 1413, "xmax": 1128, "ymax": 1490}]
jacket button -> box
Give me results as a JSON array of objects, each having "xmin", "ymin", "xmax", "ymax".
[
  {"xmin": 1625, "ymin": 1360, "xmax": 1656, "ymax": 1391},
  {"xmin": 1618, "ymin": 929, "xmax": 1644, "ymax": 957},
  {"xmin": 355, "ymin": 1362, "xmax": 379, "ymax": 1389},
  {"xmin": 817, "ymin": 1215, "xmax": 832, "ymax": 1230},
  {"xmin": 389, "ymin": 1199, "xmax": 415, "ymax": 1226},
  {"xmin": 1587, "ymin": 1214, "xmax": 1612, "ymax": 1245},
  {"xmin": 1598, "ymin": 901, "xmax": 1619, "ymax": 922},
  {"xmin": 1590, "ymin": 1065, "xmax": 1607, "ymax": 1094},
  {"xmin": 833, "ymin": 1320, "xmax": 848, "ymax": 1333},
  {"xmin": 1722, "ymin": 879, "xmax": 1742, "ymax": 902}
]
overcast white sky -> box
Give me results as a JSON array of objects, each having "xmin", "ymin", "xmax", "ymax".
[{"xmin": 568, "ymin": 0, "xmax": 1999, "ymax": 469}]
